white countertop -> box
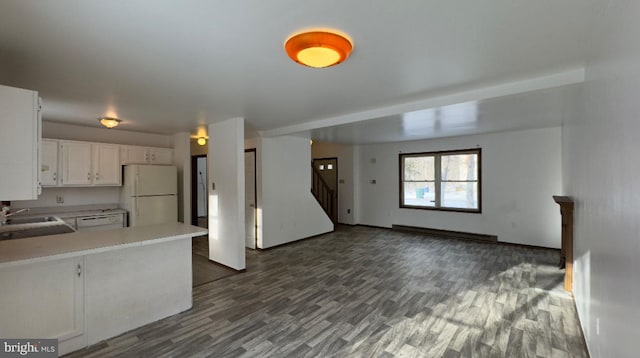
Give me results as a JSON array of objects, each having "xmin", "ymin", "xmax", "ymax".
[{"xmin": 0, "ymin": 222, "xmax": 207, "ymax": 268}]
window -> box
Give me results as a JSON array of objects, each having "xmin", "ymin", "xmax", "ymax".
[{"xmin": 400, "ymin": 148, "xmax": 481, "ymax": 212}]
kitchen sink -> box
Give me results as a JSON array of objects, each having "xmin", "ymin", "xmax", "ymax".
[
  {"xmin": 3, "ymin": 216, "xmax": 59, "ymax": 225},
  {"xmin": 0, "ymin": 225, "xmax": 76, "ymax": 240}
]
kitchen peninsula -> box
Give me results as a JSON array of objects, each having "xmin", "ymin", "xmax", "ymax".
[{"xmin": 0, "ymin": 222, "xmax": 207, "ymax": 355}]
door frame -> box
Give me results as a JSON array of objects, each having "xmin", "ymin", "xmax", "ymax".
[
  {"xmin": 245, "ymin": 148, "xmax": 258, "ymax": 249},
  {"xmin": 312, "ymin": 157, "xmax": 338, "ymax": 223},
  {"xmin": 190, "ymin": 154, "xmax": 207, "ymax": 226}
]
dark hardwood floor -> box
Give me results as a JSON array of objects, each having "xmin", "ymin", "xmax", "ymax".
[{"xmin": 67, "ymin": 226, "xmax": 588, "ymax": 357}]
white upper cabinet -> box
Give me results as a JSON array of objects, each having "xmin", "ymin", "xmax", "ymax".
[
  {"xmin": 0, "ymin": 85, "xmax": 40, "ymax": 200},
  {"xmin": 121, "ymin": 146, "xmax": 149, "ymax": 164},
  {"xmin": 59, "ymin": 140, "xmax": 121, "ymax": 187},
  {"xmin": 149, "ymin": 147, "xmax": 173, "ymax": 164},
  {"xmin": 93, "ymin": 144, "xmax": 121, "ymax": 185},
  {"xmin": 121, "ymin": 145, "xmax": 173, "ymax": 165},
  {"xmin": 40, "ymin": 139, "xmax": 59, "ymax": 187}
]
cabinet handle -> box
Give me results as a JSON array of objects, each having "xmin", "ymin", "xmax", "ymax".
[
  {"xmin": 53, "ymin": 172, "xmax": 57, "ymax": 181},
  {"xmin": 96, "ymin": 173, "xmax": 100, "ymax": 180},
  {"xmin": 87, "ymin": 172, "xmax": 91, "ymax": 181},
  {"xmin": 151, "ymin": 154, "xmax": 155, "ymax": 161},
  {"xmin": 77, "ymin": 264, "xmax": 82, "ymax": 277}
]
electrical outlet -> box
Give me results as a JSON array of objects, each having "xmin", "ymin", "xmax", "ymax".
[{"xmin": 56, "ymin": 195, "xmax": 64, "ymax": 204}]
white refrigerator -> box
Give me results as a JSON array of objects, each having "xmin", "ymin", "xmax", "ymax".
[{"xmin": 120, "ymin": 165, "xmax": 178, "ymax": 227}]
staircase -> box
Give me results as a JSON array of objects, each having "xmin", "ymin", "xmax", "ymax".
[{"xmin": 311, "ymin": 164, "xmax": 337, "ymax": 224}]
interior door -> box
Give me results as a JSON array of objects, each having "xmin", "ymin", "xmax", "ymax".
[{"xmin": 244, "ymin": 149, "xmax": 257, "ymax": 249}]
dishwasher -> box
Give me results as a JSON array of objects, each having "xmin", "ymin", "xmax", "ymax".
[{"xmin": 76, "ymin": 213, "xmax": 125, "ymax": 231}]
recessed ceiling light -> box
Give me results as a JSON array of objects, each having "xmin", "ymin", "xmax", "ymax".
[
  {"xmin": 99, "ymin": 117, "xmax": 121, "ymax": 129},
  {"xmin": 197, "ymin": 137, "xmax": 207, "ymax": 146},
  {"xmin": 285, "ymin": 30, "xmax": 353, "ymax": 68}
]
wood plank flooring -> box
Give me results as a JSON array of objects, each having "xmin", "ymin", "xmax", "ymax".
[{"xmin": 66, "ymin": 225, "xmax": 588, "ymax": 357}]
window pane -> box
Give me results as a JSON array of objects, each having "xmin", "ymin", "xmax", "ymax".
[
  {"xmin": 441, "ymin": 154, "xmax": 478, "ymax": 181},
  {"xmin": 404, "ymin": 156, "xmax": 435, "ymax": 180},
  {"xmin": 441, "ymin": 182, "xmax": 478, "ymax": 209},
  {"xmin": 403, "ymin": 182, "xmax": 435, "ymax": 207}
]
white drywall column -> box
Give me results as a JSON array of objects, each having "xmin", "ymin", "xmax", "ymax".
[
  {"xmin": 208, "ymin": 118, "xmax": 245, "ymax": 270},
  {"xmin": 172, "ymin": 132, "xmax": 191, "ymax": 223},
  {"xmin": 563, "ymin": 2, "xmax": 640, "ymax": 357}
]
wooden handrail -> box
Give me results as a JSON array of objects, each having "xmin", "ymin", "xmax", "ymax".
[{"xmin": 311, "ymin": 164, "xmax": 337, "ymax": 223}]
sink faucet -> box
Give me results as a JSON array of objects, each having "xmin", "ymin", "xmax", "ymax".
[{"xmin": 0, "ymin": 207, "xmax": 30, "ymax": 225}]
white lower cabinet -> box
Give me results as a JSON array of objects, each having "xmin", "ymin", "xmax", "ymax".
[{"xmin": 0, "ymin": 257, "xmax": 86, "ymax": 354}]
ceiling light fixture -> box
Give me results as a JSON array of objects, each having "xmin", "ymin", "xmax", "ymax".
[
  {"xmin": 285, "ymin": 30, "xmax": 353, "ymax": 68},
  {"xmin": 197, "ymin": 137, "xmax": 207, "ymax": 146},
  {"xmin": 99, "ymin": 117, "xmax": 121, "ymax": 129}
]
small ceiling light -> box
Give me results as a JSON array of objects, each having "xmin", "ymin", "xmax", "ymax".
[
  {"xmin": 197, "ymin": 137, "xmax": 207, "ymax": 146},
  {"xmin": 285, "ymin": 30, "xmax": 353, "ymax": 68},
  {"xmin": 99, "ymin": 117, "xmax": 121, "ymax": 129}
]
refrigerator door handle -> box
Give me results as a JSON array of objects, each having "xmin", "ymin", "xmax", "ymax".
[{"xmin": 135, "ymin": 173, "xmax": 139, "ymax": 196}]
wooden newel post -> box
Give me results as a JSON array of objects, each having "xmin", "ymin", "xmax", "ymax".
[{"xmin": 553, "ymin": 196, "xmax": 574, "ymax": 292}]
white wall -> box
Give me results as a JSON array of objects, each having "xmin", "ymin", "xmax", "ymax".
[
  {"xmin": 43, "ymin": 121, "xmax": 173, "ymax": 147},
  {"xmin": 260, "ymin": 136, "xmax": 334, "ymax": 248},
  {"xmin": 563, "ymin": 3, "xmax": 640, "ymax": 357},
  {"xmin": 356, "ymin": 127, "xmax": 562, "ymax": 248},
  {"xmin": 311, "ymin": 141, "xmax": 356, "ymax": 225},
  {"xmin": 208, "ymin": 118, "xmax": 245, "ymax": 270},
  {"xmin": 12, "ymin": 186, "xmax": 120, "ymax": 209}
]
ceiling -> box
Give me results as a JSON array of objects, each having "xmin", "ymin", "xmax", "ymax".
[{"xmin": 0, "ymin": 1, "xmax": 592, "ymax": 142}]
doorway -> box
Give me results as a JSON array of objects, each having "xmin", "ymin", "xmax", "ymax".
[
  {"xmin": 191, "ymin": 155, "xmax": 208, "ymax": 228},
  {"xmin": 245, "ymin": 149, "xmax": 257, "ymax": 249},
  {"xmin": 312, "ymin": 157, "xmax": 338, "ymax": 223}
]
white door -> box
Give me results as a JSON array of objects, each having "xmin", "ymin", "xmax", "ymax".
[
  {"xmin": 130, "ymin": 195, "xmax": 177, "ymax": 227},
  {"xmin": 41, "ymin": 139, "xmax": 59, "ymax": 186},
  {"xmin": 61, "ymin": 141, "xmax": 92, "ymax": 185},
  {"xmin": 244, "ymin": 150, "xmax": 256, "ymax": 249},
  {"xmin": 93, "ymin": 144, "xmax": 121, "ymax": 185}
]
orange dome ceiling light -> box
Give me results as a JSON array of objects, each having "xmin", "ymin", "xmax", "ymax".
[{"xmin": 285, "ymin": 30, "xmax": 353, "ymax": 68}]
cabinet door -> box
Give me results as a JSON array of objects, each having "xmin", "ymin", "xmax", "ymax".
[
  {"xmin": 121, "ymin": 146, "xmax": 149, "ymax": 164},
  {"xmin": 93, "ymin": 143, "xmax": 121, "ymax": 185},
  {"xmin": 150, "ymin": 147, "xmax": 173, "ymax": 164},
  {"xmin": 0, "ymin": 85, "xmax": 40, "ymax": 200},
  {"xmin": 61, "ymin": 141, "xmax": 92, "ymax": 185},
  {"xmin": 41, "ymin": 139, "xmax": 59, "ymax": 186},
  {"xmin": 0, "ymin": 257, "xmax": 84, "ymax": 343}
]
